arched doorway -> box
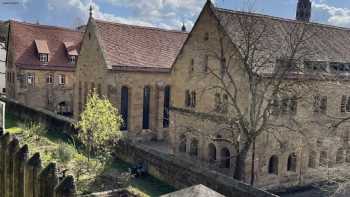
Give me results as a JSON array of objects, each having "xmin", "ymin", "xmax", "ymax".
[
  {"xmin": 208, "ymin": 143, "xmax": 216, "ymax": 163},
  {"xmin": 268, "ymin": 155, "xmax": 278, "ymax": 175},
  {"xmin": 308, "ymin": 151, "xmax": 317, "ymax": 168},
  {"xmin": 220, "ymin": 148, "xmax": 230, "ymax": 168},
  {"xmin": 57, "ymin": 101, "xmax": 70, "ymax": 116},
  {"xmin": 179, "ymin": 134, "xmax": 186, "ymax": 153},
  {"xmin": 287, "ymin": 153, "xmax": 297, "ymax": 172},
  {"xmin": 189, "ymin": 138, "xmax": 199, "ymax": 157},
  {"xmin": 336, "ymin": 148, "xmax": 345, "ymax": 164},
  {"xmin": 319, "ymin": 151, "xmax": 328, "ymax": 167}
]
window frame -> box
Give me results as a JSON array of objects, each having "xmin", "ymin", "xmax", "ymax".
[
  {"xmin": 58, "ymin": 74, "xmax": 66, "ymax": 85},
  {"xmin": 39, "ymin": 53, "xmax": 48, "ymax": 64},
  {"xmin": 69, "ymin": 55, "xmax": 77, "ymax": 64}
]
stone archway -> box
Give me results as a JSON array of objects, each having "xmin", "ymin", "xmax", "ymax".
[
  {"xmin": 189, "ymin": 138, "xmax": 199, "ymax": 157},
  {"xmin": 208, "ymin": 143, "xmax": 217, "ymax": 163},
  {"xmin": 268, "ymin": 155, "xmax": 278, "ymax": 175},
  {"xmin": 220, "ymin": 147, "xmax": 230, "ymax": 168},
  {"xmin": 178, "ymin": 134, "xmax": 187, "ymax": 153},
  {"xmin": 287, "ymin": 153, "xmax": 297, "ymax": 172}
]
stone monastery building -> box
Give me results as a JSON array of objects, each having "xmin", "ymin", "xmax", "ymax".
[{"xmin": 5, "ymin": 0, "xmax": 350, "ymax": 189}]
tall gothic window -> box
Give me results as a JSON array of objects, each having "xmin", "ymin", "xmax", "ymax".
[
  {"xmin": 142, "ymin": 86, "xmax": 151, "ymax": 129},
  {"xmin": 120, "ymin": 86, "xmax": 129, "ymax": 131},
  {"xmin": 163, "ymin": 86, "xmax": 171, "ymax": 128}
]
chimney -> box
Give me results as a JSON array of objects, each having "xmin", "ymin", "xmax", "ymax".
[
  {"xmin": 181, "ymin": 23, "xmax": 186, "ymax": 32},
  {"xmin": 296, "ymin": 0, "xmax": 312, "ymax": 22}
]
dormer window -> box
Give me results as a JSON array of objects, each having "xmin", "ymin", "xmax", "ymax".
[
  {"xmin": 64, "ymin": 42, "xmax": 79, "ymax": 64},
  {"xmin": 69, "ymin": 55, "xmax": 77, "ymax": 64},
  {"xmin": 39, "ymin": 53, "xmax": 48, "ymax": 63},
  {"xmin": 35, "ymin": 40, "xmax": 50, "ymax": 64}
]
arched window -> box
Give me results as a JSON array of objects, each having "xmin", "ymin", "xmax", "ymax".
[
  {"xmin": 320, "ymin": 151, "xmax": 328, "ymax": 167},
  {"xmin": 163, "ymin": 86, "xmax": 171, "ymax": 128},
  {"xmin": 142, "ymin": 86, "xmax": 151, "ymax": 129},
  {"xmin": 179, "ymin": 134, "xmax": 186, "ymax": 153},
  {"xmin": 189, "ymin": 138, "xmax": 199, "ymax": 157},
  {"xmin": 287, "ymin": 153, "xmax": 297, "ymax": 172},
  {"xmin": 308, "ymin": 151, "xmax": 317, "ymax": 168},
  {"xmin": 208, "ymin": 143, "xmax": 216, "ymax": 163},
  {"xmin": 220, "ymin": 148, "xmax": 230, "ymax": 168},
  {"xmin": 268, "ymin": 155, "xmax": 278, "ymax": 175},
  {"xmin": 336, "ymin": 148, "xmax": 345, "ymax": 163},
  {"xmin": 120, "ymin": 86, "xmax": 129, "ymax": 131}
]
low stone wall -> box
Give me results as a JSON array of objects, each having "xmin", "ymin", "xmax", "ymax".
[
  {"xmin": 0, "ymin": 97, "xmax": 76, "ymax": 134},
  {"xmin": 0, "ymin": 130, "xmax": 76, "ymax": 197},
  {"xmin": 115, "ymin": 142, "xmax": 278, "ymax": 197}
]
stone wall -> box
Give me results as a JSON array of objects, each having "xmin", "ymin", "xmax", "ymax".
[
  {"xmin": 0, "ymin": 97, "xmax": 76, "ymax": 134},
  {"xmin": 0, "ymin": 130, "xmax": 76, "ymax": 197},
  {"xmin": 115, "ymin": 142, "xmax": 278, "ymax": 197}
]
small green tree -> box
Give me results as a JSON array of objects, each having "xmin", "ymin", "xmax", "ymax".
[{"xmin": 76, "ymin": 91, "xmax": 123, "ymax": 163}]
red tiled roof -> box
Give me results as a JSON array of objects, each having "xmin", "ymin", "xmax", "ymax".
[
  {"xmin": 10, "ymin": 21, "xmax": 83, "ymax": 69},
  {"xmin": 94, "ymin": 19, "xmax": 188, "ymax": 71}
]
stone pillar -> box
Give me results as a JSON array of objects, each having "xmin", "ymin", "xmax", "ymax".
[
  {"xmin": 14, "ymin": 145, "xmax": 29, "ymax": 197},
  {"xmin": 38, "ymin": 163, "xmax": 58, "ymax": 197},
  {"xmin": 25, "ymin": 153, "xmax": 42, "ymax": 197},
  {"xmin": 54, "ymin": 176, "xmax": 76, "ymax": 197},
  {"xmin": 156, "ymin": 81, "xmax": 165, "ymax": 140},
  {"xmin": 5, "ymin": 138, "xmax": 19, "ymax": 197},
  {"xmin": 0, "ymin": 133, "xmax": 10, "ymax": 197}
]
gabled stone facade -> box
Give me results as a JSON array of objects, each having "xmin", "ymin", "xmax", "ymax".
[
  {"xmin": 169, "ymin": 0, "xmax": 350, "ymax": 189},
  {"xmin": 74, "ymin": 17, "xmax": 187, "ymax": 141},
  {"xmin": 6, "ymin": 21, "xmax": 82, "ymax": 116}
]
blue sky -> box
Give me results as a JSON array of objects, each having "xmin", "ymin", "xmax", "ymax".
[{"xmin": 1, "ymin": 0, "xmax": 350, "ymax": 30}]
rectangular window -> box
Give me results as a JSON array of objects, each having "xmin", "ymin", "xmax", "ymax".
[
  {"xmin": 69, "ymin": 55, "xmax": 76, "ymax": 64},
  {"xmin": 185, "ymin": 90, "xmax": 191, "ymax": 107},
  {"xmin": 204, "ymin": 55, "xmax": 208, "ymax": 73},
  {"xmin": 58, "ymin": 74, "xmax": 65, "ymax": 85},
  {"xmin": 320, "ymin": 96, "xmax": 327, "ymax": 113},
  {"xmin": 39, "ymin": 53, "xmax": 48, "ymax": 63},
  {"xmin": 27, "ymin": 73, "xmax": 34, "ymax": 87},
  {"xmin": 191, "ymin": 91, "xmax": 196, "ymax": 108},
  {"xmin": 341, "ymin": 95, "xmax": 346, "ymax": 113},
  {"xmin": 47, "ymin": 74, "xmax": 53, "ymax": 84}
]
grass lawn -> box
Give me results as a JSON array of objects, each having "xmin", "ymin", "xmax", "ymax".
[{"xmin": 5, "ymin": 113, "xmax": 175, "ymax": 197}]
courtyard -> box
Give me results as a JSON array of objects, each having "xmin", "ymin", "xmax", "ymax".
[{"xmin": 5, "ymin": 113, "xmax": 175, "ymax": 196}]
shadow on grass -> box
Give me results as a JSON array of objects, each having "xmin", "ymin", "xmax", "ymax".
[{"xmin": 110, "ymin": 159, "xmax": 176, "ymax": 197}]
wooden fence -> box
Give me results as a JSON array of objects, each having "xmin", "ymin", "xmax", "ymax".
[{"xmin": 0, "ymin": 128, "xmax": 76, "ymax": 197}]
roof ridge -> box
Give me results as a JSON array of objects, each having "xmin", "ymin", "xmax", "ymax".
[
  {"xmin": 215, "ymin": 7, "xmax": 350, "ymax": 32},
  {"xmin": 10, "ymin": 20, "xmax": 83, "ymax": 34},
  {"xmin": 94, "ymin": 18, "xmax": 188, "ymax": 34}
]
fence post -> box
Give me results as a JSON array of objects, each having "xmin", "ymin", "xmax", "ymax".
[
  {"xmin": 55, "ymin": 176, "xmax": 76, "ymax": 197},
  {"xmin": 25, "ymin": 153, "xmax": 42, "ymax": 197},
  {"xmin": 0, "ymin": 133, "xmax": 10, "ymax": 197},
  {"xmin": 5, "ymin": 138, "xmax": 19, "ymax": 197},
  {"xmin": 14, "ymin": 145, "xmax": 28, "ymax": 197},
  {"xmin": 38, "ymin": 163, "xmax": 58, "ymax": 197}
]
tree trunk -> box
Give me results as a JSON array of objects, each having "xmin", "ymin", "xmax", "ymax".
[{"xmin": 234, "ymin": 143, "xmax": 251, "ymax": 182}]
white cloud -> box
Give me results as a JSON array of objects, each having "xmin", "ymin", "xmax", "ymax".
[
  {"xmin": 46, "ymin": 0, "xmax": 206, "ymax": 30},
  {"xmin": 312, "ymin": 0, "xmax": 350, "ymax": 27}
]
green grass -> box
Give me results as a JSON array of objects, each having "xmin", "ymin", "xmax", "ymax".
[
  {"xmin": 5, "ymin": 113, "xmax": 23, "ymax": 134},
  {"xmin": 5, "ymin": 113, "xmax": 176, "ymax": 197},
  {"xmin": 111, "ymin": 160, "xmax": 175, "ymax": 197}
]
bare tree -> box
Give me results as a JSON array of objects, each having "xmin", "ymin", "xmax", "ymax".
[{"xmin": 174, "ymin": 6, "xmax": 323, "ymax": 185}]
